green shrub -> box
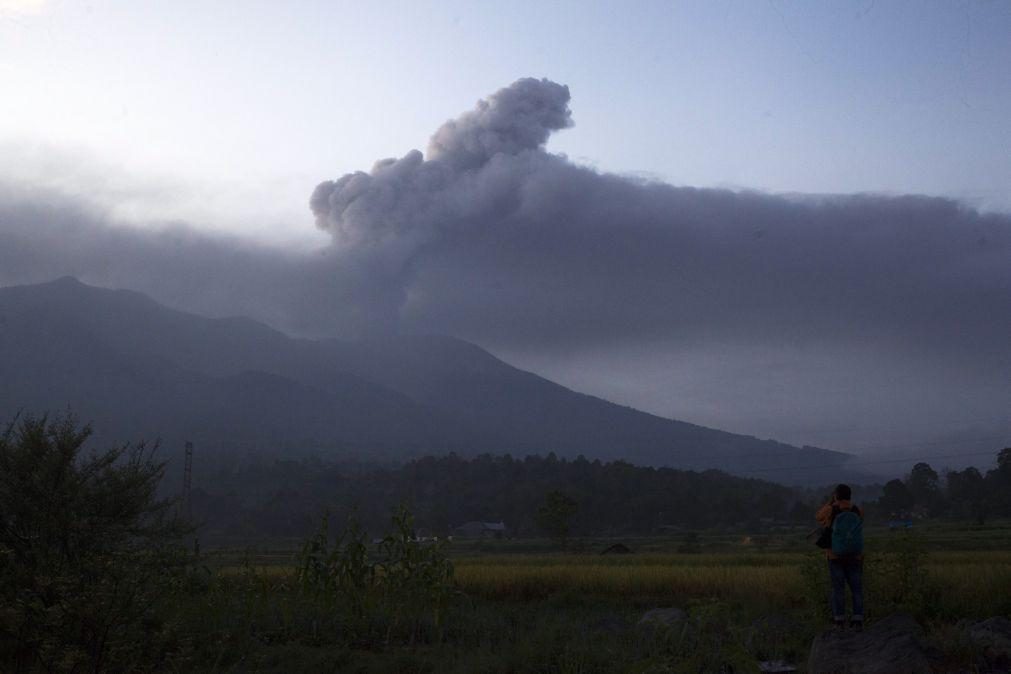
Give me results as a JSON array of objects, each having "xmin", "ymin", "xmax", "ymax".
[
  {"xmin": 0, "ymin": 414, "xmax": 189, "ymax": 672},
  {"xmin": 377, "ymin": 505, "xmax": 457, "ymax": 643},
  {"xmin": 296, "ymin": 511, "xmax": 374, "ymax": 620},
  {"xmin": 867, "ymin": 530, "xmax": 941, "ymax": 619},
  {"xmin": 292, "ymin": 505, "xmax": 459, "ymax": 647}
]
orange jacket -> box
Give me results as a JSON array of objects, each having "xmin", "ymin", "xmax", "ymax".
[{"xmin": 816, "ymin": 499, "xmax": 863, "ymax": 560}]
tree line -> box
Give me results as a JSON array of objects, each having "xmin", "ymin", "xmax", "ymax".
[
  {"xmin": 876, "ymin": 450, "xmax": 1011, "ymax": 524},
  {"xmin": 190, "ymin": 451, "xmax": 820, "ymax": 541},
  {"xmin": 189, "ymin": 447, "xmax": 1008, "ymax": 542}
]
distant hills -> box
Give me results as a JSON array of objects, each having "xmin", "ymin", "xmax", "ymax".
[{"xmin": 0, "ymin": 277, "xmax": 855, "ymax": 483}]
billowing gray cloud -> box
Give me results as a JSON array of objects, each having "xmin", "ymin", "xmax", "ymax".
[
  {"xmin": 1, "ymin": 77, "xmax": 1009, "ymax": 454},
  {"xmin": 426, "ymin": 77, "xmax": 572, "ymax": 170},
  {"xmin": 305, "ymin": 78, "xmax": 1010, "ymax": 364}
]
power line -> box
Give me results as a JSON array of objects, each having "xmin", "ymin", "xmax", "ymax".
[
  {"xmin": 650, "ymin": 432, "xmax": 1010, "ymax": 464},
  {"xmin": 780, "ymin": 414, "xmax": 1011, "ymax": 439},
  {"xmin": 843, "ymin": 433, "xmax": 1011, "ymax": 453},
  {"xmin": 182, "ymin": 441, "xmax": 193, "ymax": 520},
  {"xmin": 737, "ymin": 450, "xmax": 1000, "ymax": 476}
]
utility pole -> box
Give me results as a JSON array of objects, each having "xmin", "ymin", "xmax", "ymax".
[
  {"xmin": 182, "ymin": 441, "xmax": 193, "ymax": 520},
  {"xmin": 182, "ymin": 441, "xmax": 199, "ymax": 556}
]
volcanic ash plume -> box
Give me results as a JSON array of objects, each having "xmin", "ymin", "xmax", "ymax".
[{"xmin": 309, "ymin": 77, "xmax": 572, "ymax": 251}]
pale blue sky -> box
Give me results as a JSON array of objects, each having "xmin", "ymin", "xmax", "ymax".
[{"xmin": 2, "ymin": 0, "xmax": 1010, "ymax": 245}]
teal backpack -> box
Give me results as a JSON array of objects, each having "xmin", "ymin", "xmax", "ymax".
[{"xmin": 831, "ymin": 506, "xmax": 863, "ymax": 557}]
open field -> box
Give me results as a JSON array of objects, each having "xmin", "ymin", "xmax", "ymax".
[
  {"xmin": 204, "ymin": 522, "xmax": 1011, "ymax": 617},
  {"xmin": 209, "ymin": 549, "xmax": 1011, "ymax": 618},
  {"xmin": 209, "ymin": 545, "xmax": 1011, "ymax": 617},
  {"xmin": 171, "ymin": 522, "xmax": 1011, "ymax": 672},
  {"xmin": 452, "ymin": 549, "xmax": 1011, "ymax": 617}
]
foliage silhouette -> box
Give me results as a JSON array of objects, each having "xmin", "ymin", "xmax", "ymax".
[{"xmin": 0, "ymin": 414, "xmax": 189, "ymax": 673}]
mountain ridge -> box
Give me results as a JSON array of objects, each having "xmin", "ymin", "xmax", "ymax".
[{"xmin": 0, "ymin": 277, "xmax": 854, "ymax": 483}]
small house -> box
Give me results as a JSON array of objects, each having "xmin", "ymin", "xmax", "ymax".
[
  {"xmin": 454, "ymin": 521, "xmax": 507, "ymax": 539},
  {"xmin": 600, "ymin": 543, "xmax": 632, "ymax": 555}
]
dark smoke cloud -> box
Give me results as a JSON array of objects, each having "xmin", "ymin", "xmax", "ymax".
[
  {"xmin": 2, "ymin": 77, "xmax": 1009, "ymax": 452},
  {"xmin": 307, "ymin": 78, "xmax": 1010, "ymax": 366}
]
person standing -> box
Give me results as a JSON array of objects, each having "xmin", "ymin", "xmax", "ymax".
[{"xmin": 816, "ymin": 483, "xmax": 864, "ymax": 630}]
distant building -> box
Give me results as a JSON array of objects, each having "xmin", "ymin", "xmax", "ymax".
[
  {"xmin": 600, "ymin": 543, "xmax": 632, "ymax": 555},
  {"xmin": 454, "ymin": 521, "xmax": 507, "ymax": 539},
  {"xmin": 888, "ymin": 512, "xmax": 914, "ymax": 529}
]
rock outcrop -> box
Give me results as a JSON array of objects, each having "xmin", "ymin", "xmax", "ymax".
[
  {"xmin": 967, "ymin": 616, "xmax": 1011, "ymax": 670},
  {"xmin": 637, "ymin": 607, "xmax": 688, "ymax": 632},
  {"xmin": 808, "ymin": 614, "xmax": 931, "ymax": 674}
]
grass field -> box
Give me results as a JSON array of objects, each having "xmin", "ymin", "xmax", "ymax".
[
  {"xmin": 178, "ymin": 521, "xmax": 1011, "ymax": 672},
  {"xmin": 206, "ymin": 522, "xmax": 1011, "ymax": 614},
  {"xmin": 452, "ymin": 549, "xmax": 1011, "ymax": 616}
]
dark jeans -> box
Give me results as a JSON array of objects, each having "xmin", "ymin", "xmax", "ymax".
[{"xmin": 828, "ymin": 558, "xmax": 864, "ymax": 621}]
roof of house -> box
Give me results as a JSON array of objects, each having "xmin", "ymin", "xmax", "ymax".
[{"xmin": 455, "ymin": 520, "xmax": 506, "ymax": 531}]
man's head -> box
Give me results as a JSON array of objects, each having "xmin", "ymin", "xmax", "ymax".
[{"xmin": 835, "ymin": 483, "xmax": 852, "ymax": 501}]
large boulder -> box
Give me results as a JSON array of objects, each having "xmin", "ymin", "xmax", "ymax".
[
  {"xmin": 637, "ymin": 607, "xmax": 688, "ymax": 632},
  {"xmin": 967, "ymin": 617, "xmax": 1011, "ymax": 670},
  {"xmin": 808, "ymin": 614, "xmax": 931, "ymax": 674},
  {"xmin": 758, "ymin": 662, "xmax": 797, "ymax": 673},
  {"xmin": 749, "ymin": 613, "xmax": 803, "ymax": 659}
]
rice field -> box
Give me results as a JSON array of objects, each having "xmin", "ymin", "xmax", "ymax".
[
  {"xmin": 210, "ymin": 525, "xmax": 1011, "ymax": 617},
  {"xmin": 188, "ymin": 524, "xmax": 1011, "ymax": 672},
  {"xmin": 454, "ymin": 554, "xmax": 805, "ymax": 602},
  {"xmin": 451, "ymin": 549, "xmax": 1011, "ymax": 614}
]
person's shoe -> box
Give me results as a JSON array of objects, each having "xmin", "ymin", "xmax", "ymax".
[
  {"xmin": 850, "ymin": 619, "xmax": 863, "ymax": 632},
  {"xmin": 833, "ymin": 619, "xmax": 846, "ymax": 631}
]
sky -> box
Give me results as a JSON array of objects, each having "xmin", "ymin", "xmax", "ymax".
[{"xmin": 1, "ymin": 0, "xmax": 1010, "ymax": 458}]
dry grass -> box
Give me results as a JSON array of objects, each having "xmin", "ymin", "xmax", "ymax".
[
  {"xmin": 210, "ymin": 542, "xmax": 1011, "ymax": 615},
  {"xmin": 925, "ymin": 555, "xmax": 1011, "ymax": 614},
  {"xmin": 451, "ymin": 549, "xmax": 1011, "ymax": 612},
  {"xmin": 455, "ymin": 559, "xmax": 802, "ymax": 601}
]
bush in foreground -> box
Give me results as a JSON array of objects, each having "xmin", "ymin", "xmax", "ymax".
[{"xmin": 0, "ymin": 415, "xmax": 189, "ymax": 672}]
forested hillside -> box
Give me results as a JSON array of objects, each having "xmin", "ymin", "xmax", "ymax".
[
  {"xmin": 189, "ymin": 452, "xmax": 821, "ymax": 542},
  {"xmin": 189, "ymin": 448, "xmax": 1011, "ymax": 543},
  {"xmin": 0, "ymin": 277, "xmax": 855, "ymax": 483}
]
